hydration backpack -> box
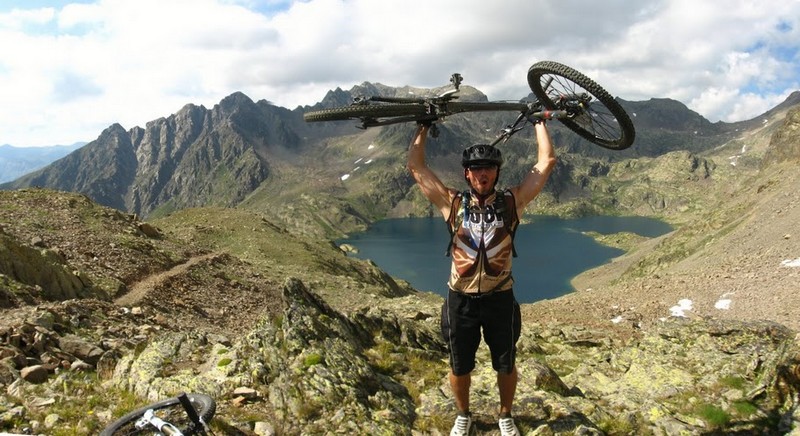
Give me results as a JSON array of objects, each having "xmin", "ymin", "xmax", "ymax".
[{"xmin": 445, "ymin": 189, "xmax": 518, "ymax": 257}]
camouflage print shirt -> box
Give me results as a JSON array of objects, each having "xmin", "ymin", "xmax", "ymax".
[{"xmin": 446, "ymin": 189, "xmax": 518, "ymax": 294}]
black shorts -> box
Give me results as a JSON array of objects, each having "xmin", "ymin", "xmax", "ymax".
[{"xmin": 440, "ymin": 289, "xmax": 521, "ymax": 376}]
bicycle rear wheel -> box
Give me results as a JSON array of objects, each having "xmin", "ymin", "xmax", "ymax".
[
  {"xmin": 528, "ymin": 61, "xmax": 635, "ymax": 150},
  {"xmin": 303, "ymin": 103, "xmax": 427, "ymax": 122},
  {"xmin": 100, "ymin": 393, "xmax": 216, "ymax": 436}
]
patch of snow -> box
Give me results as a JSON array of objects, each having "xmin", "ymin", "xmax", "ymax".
[
  {"xmin": 611, "ymin": 315, "xmax": 624, "ymax": 324},
  {"xmin": 352, "ymin": 166, "xmax": 361, "ymax": 172},
  {"xmin": 354, "ymin": 158, "xmax": 363, "ymax": 164},
  {"xmin": 781, "ymin": 258, "xmax": 800, "ymax": 268},
  {"xmin": 368, "ymin": 144, "xmax": 375, "ymax": 150},
  {"xmin": 715, "ymin": 292, "xmax": 734, "ymax": 310},
  {"xmin": 340, "ymin": 174, "xmax": 350, "ymax": 181},
  {"xmin": 365, "ymin": 159, "xmax": 373, "ymax": 164},
  {"xmin": 669, "ymin": 299, "xmax": 693, "ymax": 317}
]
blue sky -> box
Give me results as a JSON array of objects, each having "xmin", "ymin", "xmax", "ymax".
[{"xmin": 1, "ymin": 0, "xmax": 799, "ymax": 147}]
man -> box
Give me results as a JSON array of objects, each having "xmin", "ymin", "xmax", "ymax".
[{"xmin": 407, "ymin": 118, "xmax": 556, "ymax": 436}]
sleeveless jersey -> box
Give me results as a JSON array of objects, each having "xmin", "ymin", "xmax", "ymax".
[{"xmin": 446, "ymin": 189, "xmax": 518, "ymax": 293}]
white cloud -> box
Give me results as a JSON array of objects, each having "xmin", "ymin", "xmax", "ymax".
[
  {"xmin": 0, "ymin": 7, "xmax": 55, "ymax": 29},
  {"xmin": 1, "ymin": 0, "xmax": 799, "ymax": 146}
]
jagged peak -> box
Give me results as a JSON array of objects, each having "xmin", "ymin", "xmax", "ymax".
[
  {"xmin": 218, "ymin": 91, "xmax": 256, "ymax": 108},
  {"xmin": 94, "ymin": 123, "xmax": 132, "ymax": 145},
  {"xmin": 176, "ymin": 102, "xmax": 206, "ymax": 114},
  {"xmin": 101, "ymin": 123, "xmax": 127, "ymax": 135}
]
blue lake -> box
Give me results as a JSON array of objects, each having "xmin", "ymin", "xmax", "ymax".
[{"xmin": 339, "ymin": 215, "xmax": 672, "ymax": 304}]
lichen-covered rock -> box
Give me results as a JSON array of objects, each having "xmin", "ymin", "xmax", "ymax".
[
  {"xmin": 242, "ymin": 277, "xmax": 416, "ymax": 434},
  {"xmin": 763, "ymin": 107, "xmax": 800, "ymax": 167}
]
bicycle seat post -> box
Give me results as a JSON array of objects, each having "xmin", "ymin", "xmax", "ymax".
[{"xmin": 450, "ymin": 73, "xmax": 462, "ymax": 90}]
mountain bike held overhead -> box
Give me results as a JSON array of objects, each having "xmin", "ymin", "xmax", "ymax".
[{"xmin": 304, "ymin": 60, "xmax": 635, "ymax": 150}]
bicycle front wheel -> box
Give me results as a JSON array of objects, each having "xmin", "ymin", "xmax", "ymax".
[
  {"xmin": 528, "ymin": 61, "xmax": 635, "ymax": 150},
  {"xmin": 100, "ymin": 393, "xmax": 216, "ymax": 436},
  {"xmin": 303, "ymin": 104, "xmax": 427, "ymax": 122}
]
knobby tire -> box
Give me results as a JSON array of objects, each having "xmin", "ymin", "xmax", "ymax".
[
  {"xmin": 527, "ymin": 61, "xmax": 635, "ymax": 150},
  {"xmin": 303, "ymin": 104, "xmax": 427, "ymax": 122},
  {"xmin": 302, "ymin": 101, "xmax": 526, "ymax": 123},
  {"xmin": 100, "ymin": 393, "xmax": 216, "ymax": 436}
]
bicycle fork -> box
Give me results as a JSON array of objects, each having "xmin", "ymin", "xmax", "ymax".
[{"xmin": 136, "ymin": 409, "xmax": 184, "ymax": 435}]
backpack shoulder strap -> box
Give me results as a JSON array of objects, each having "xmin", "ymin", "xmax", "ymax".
[
  {"xmin": 495, "ymin": 189, "xmax": 519, "ymax": 257},
  {"xmin": 444, "ymin": 191, "xmax": 470, "ymax": 257}
]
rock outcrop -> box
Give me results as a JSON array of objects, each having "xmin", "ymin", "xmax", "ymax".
[
  {"xmin": 763, "ymin": 107, "xmax": 800, "ymax": 167},
  {"xmin": 2, "ymin": 277, "xmax": 798, "ymax": 434}
]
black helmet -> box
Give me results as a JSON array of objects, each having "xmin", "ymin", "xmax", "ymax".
[{"xmin": 462, "ymin": 144, "xmax": 502, "ymax": 168}]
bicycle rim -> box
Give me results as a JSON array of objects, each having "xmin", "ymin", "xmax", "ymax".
[
  {"xmin": 100, "ymin": 393, "xmax": 216, "ymax": 436},
  {"xmin": 303, "ymin": 104, "xmax": 427, "ymax": 122},
  {"xmin": 528, "ymin": 61, "xmax": 635, "ymax": 150}
]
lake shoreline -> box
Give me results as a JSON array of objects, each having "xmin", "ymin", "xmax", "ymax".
[{"xmin": 341, "ymin": 215, "xmax": 673, "ymax": 304}]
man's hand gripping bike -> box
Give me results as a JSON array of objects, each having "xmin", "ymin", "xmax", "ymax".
[{"xmin": 303, "ymin": 60, "xmax": 635, "ymax": 150}]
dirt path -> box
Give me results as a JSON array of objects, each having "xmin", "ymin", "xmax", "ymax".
[{"xmin": 114, "ymin": 252, "xmax": 219, "ymax": 307}]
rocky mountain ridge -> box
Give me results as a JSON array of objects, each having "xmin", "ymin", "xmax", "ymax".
[{"xmin": 3, "ymin": 84, "xmax": 798, "ymax": 239}]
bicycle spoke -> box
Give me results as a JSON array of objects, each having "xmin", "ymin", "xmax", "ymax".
[
  {"xmin": 529, "ymin": 61, "xmax": 635, "ymax": 149},
  {"xmin": 539, "ymin": 73, "xmax": 624, "ymax": 142}
]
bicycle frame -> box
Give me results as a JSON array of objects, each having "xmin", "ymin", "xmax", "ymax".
[
  {"xmin": 489, "ymin": 109, "xmax": 570, "ymax": 147},
  {"xmin": 350, "ymin": 76, "xmax": 586, "ymax": 142}
]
